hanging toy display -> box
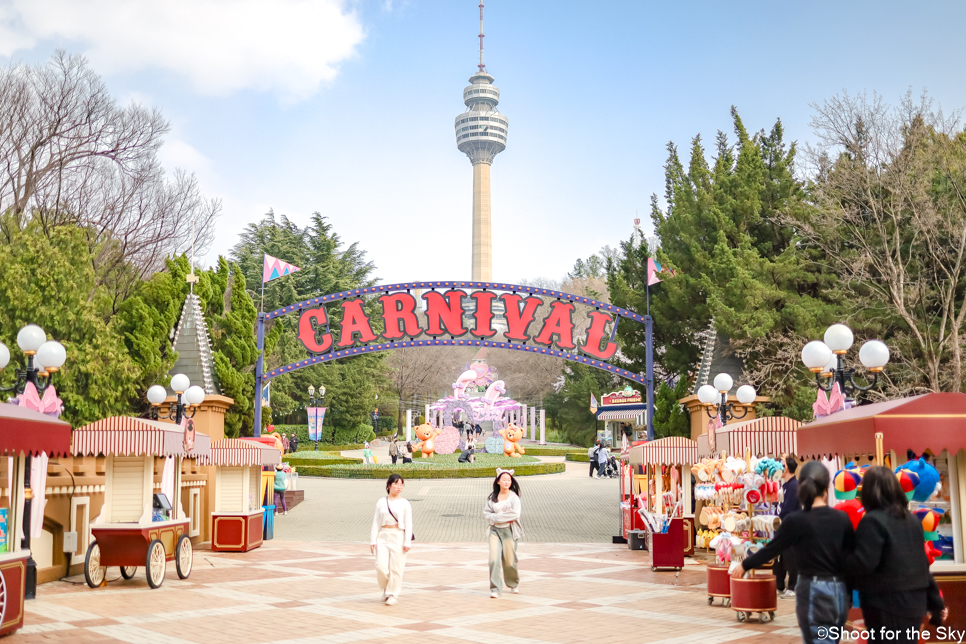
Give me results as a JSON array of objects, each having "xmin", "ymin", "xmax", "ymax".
[
  {"xmin": 833, "ymin": 469, "xmax": 862, "ymax": 501},
  {"xmin": 896, "ymin": 469, "xmax": 921, "ymax": 501},
  {"xmin": 894, "ymin": 458, "xmax": 942, "ymax": 503}
]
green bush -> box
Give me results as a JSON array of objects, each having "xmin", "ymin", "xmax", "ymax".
[
  {"xmin": 290, "ymin": 442, "xmax": 365, "ymax": 452},
  {"xmin": 516, "ymin": 446, "xmax": 586, "ymax": 456},
  {"xmin": 273, "ymin": 423, "xmax": 376, "ymax": 448},
  {"xmin": 294, "ymin": 461, "xmax": 565, "ymax": 479},
  {"xmin": 285, "ymin": 452, "xmax": 362, "ymax": 466},
  {"xmin": 565, "ymin": 453, "xmax": 592, "ymax": 462}
]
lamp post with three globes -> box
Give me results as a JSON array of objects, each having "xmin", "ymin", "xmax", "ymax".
[
  {"xmin": 696, "ymin": 373, "xmax": 758, "ymax": 427},
  {"xmin": 146, "ymin": 374, "xmax": 206, "ymax": 424},
  {"xmin": 800, "ymin": 323, "xmax": 890, "ymax": 402}
]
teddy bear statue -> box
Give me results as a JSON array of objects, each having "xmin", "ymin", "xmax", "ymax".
[
  {"xmin": 498, "ymin": 423, "xmax": 527, "ymax": 458},
  {"xmin": 413, "ymin": 423, "xmax": 443, "ymax": 458}
]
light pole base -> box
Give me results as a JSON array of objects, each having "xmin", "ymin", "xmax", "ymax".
[{"xmin": 25, "ymin": 556, "xmax": 36, "ymax": 599}]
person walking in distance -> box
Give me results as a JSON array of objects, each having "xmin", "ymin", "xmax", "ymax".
[
  {"xmin": 362, "ymin": 442, "xmax": 374, "ymax": 465},
  {"xmin": 845, "ymin": 466, "xmax": 946, "ymax": 642},
  {"xmin": 402, "ymin": 441, "xmax": 413, "ymax": 464},
  {"xmin": 370, "ymin": 474, "xmax": 412, "ymax": 606},
  {"xmin": 588, "ymin": 441, "xmax": 600, "ymax": 478},
  {"xmin": 290, "ymin": 432, "xmax": 298, "ymax": 453},
  {"xmin": 281, "ymin": 433, "xmax": 290, "ymax": 453},
  {"xmin": 735, "ymin": 461, "xmax": 854, "ymax": 644},
  {"xmin": 484, "ymin": 468, "xmax": 523, "ymax": 598},
  {"xmin": 596, "ymin": 443, "xmax": 610, "ymax": 478},
  {"xmin": 388, "ymin": 435, "xmax": 399, "ymax": 465},
  {"xmin": 273, "ymin": 463, "xmax": 289, "ymax": 515},
  {"xmin": 775, "ymin": 457, "xmax": 800, "ymax": 598}
]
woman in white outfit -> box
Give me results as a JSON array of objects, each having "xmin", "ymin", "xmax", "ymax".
[
  {"xmin": 370, "ymin": 474, "xmax": 412, "ymax": 605},
  {"xmin": 484, "ymin": 468, "xmax": 523, "ymax": 598}
]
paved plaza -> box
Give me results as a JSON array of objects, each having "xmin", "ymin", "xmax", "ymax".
[{"xmin": 15, "ymin": 540, "xmax": 800, "ymax": 644}]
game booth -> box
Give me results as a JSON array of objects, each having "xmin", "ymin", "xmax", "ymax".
[
  {"xmin": 208, "ymin": 438, "xmax": 281, "ymax": 552},
  {"xmin": 73, "ymin": 417, "xmax": 210, "ymax": 589},
  {"xmin": 623, "ymin": 436, "xmax": 697, "ymax": 570},
  {"xmin": 0, "ymin": 404, "xmax": 71, "ymax": 636},
  {"xmin": 695, "ymin": 415, "xmax": 801, "ymax": 622},
  {"xmin": 796, "ymin": 392, "xmax": 966, "ymax": 633}
]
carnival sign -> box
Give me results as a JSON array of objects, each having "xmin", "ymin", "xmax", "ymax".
[{"xmin": 601, "ymin": 386, "xmax": 643, "ymax": 406}]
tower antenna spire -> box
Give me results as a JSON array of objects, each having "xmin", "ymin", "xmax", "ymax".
[{"xmin": 478, "ymin": 2, "xmax": 485, "ymax": 73}]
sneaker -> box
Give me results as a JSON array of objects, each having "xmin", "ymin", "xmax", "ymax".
[
  {"xmin": 490, "ymin": 590, "xmax": 500, "ymax": 598},
  {"xmin": 385, "ymin": 595, "xmax": 398, "ymax": 606},
  {"xmin": 510, "ymin": 587, "xmax": 519, "ymax": 594},
  {"xmin": 781, "ymin": 589, "xmax": 795, "ymax": 599},
  {"xmin": 284, "ymin": 511, "xmax": 288, "ymax": 515}
]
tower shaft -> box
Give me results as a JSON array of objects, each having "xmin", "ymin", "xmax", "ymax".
[{"xmin": 472, "ymin": 161, "xmax": 492, "ymax": 281}]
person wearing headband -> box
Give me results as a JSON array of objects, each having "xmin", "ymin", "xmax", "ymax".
[{"xmin": 484, "ymin": 468, "xmax": 523, "ymax": 598}]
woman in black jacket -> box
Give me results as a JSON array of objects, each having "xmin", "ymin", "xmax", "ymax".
[
  {"xmin": 846, "ymin": 466, "xmax": 946, "ymax": 641},
  {"xmin": 737, "ymin": 460, "xmax": 854, "ymax": 643}
]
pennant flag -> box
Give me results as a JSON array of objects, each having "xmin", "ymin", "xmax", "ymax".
[
  {"xmin": 263, "ymin": 253, "xmax": 301, "ymax": 283},
  {"xmin": 590, "ymin": 394, "xmax": 598, "ymax": 414},
  {"xmin": 307, "ymin": 407, "xmax": 327, "ymax": 441},
  {"xmin": 647, "ymin": 257, "xmax": 663, "ymax": 286}
]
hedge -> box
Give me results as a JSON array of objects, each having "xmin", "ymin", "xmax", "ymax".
[
  {"xmin": 566, "ymin": 453, "xmax": 592, "ymax": 462},
  {"xmin": 293, "ymin": 462, "xmax": 565, "ymax": 479},
  {"xmin": 517, "ymin": 446, "xmax": 586, "ymax": 456},
  {"xmin": 284, "ymin": 453, "xmax": 362, "ymax": 466},
  {"xmin": 291, "ymin": 443, "xmax": 365, "ymax": 453}
]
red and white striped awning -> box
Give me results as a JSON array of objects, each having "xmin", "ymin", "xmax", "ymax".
[
  {"xmin": 596, "ymin": 409, "xmax": 646, "ymax": 421},
  {"xmin": 204, "ymin": 439, "xmax": 281, "ymax": 467},
  {"xmin": 629, "ymin": 436, "xmax": 698, "ymax": 466},
  {"xmin": 698, "ymin": 416, "xmax": 801, "ymax": 458},
  {"xmin": 72, "ymin": 417, "xmax": 210, "ymax": 459}
]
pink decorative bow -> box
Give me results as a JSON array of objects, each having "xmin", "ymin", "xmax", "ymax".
[
  {"xmin": 813, "ymin": 382, "xmax": 846, "ymax": 418},
  {"xmin": 18, "ymin": 382, "xmax": 63, "ymax": 418},
  {"xmin": 707, "ymin": 414, "xmax": 722, "ymax": 450}
]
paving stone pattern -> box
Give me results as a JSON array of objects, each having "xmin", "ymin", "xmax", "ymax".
[{"xmin": 15, "ymin": 541, "xmax": 801, "ymax": 644}]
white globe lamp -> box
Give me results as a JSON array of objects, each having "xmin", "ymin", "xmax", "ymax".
[
  {"xmin": 36, "ymin": 341, "xmax": 66, "ymax": 372},
  {"xmin": 185, "ymin": 385, "xmax": 206, "ymax": 406},
  {"xmin": 17, "ymin": 325, "xmax": 46, "ymax": 355},
  {"xmin": 859, "ymin": 340, "xmax": 890, "ymax": 372},
  {"xmin": 801, "ymin": 341, "xmax": 833, "ymax": 372},
  {"xmin": 170, "ymin": 373, "xmax": 190, "ymax": 394},
  {"xmin": 0, "ymin": 343, "xmax": 8, "ymax": 370},
  {"xmin": 713, "ymin": 373, "xmax": 733, "ymax": 393},
  {"xmin": 824, "ymin": 324, "xmax": 854, "ymax": 353},
  {"xmin": 697, "ymin": 384, "xmax": 718, "ymax": 405},
  {"xmin": 736, "ymin": 385, "xmax": 757, "ymax": 405},
  {"xmin": 147, "ymin": 385, "xmax": 167, "ymax": 405},
  {"xmin": 822, "ymin": 355, "xmax": 838, "ymax": 376}
]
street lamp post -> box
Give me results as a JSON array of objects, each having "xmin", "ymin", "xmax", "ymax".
[
  {"xmin": 307, "ymin": 385, "xmax": 325, "ymax": 450},
  {"xmin": 800, "ymin": 324, "xmax": 890, "ymax": 402},
  {"xmin": 696, "ymin": 373, "xmax": 758, "ymax": 427},
  {"xmin": 0, "ymin": 325, "xmax": 68, "ymax": 599},
  {"xmin": 146, "ymin": 374, "xmax": 206, "ymax": 424}
]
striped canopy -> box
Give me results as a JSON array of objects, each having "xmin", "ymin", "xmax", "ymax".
[
  {"xmin": 0, "ymin": 403, "xmax": 71, "ymax": 457},
  {"xmin": 629, "ymin": 436, "xmax": 698, "ymax": 466},
  {"xmin": 698, "ymin": 416, "xmax": 801, "ymax": 458},
  {"xmin": 596, "ymin": 404, "xmax": 647, "ymax": 422},
  {"xmin": 204, "ymin": 438, "xmax": 281, "ymax": 467},
  {"xmin": 73, "ymin": 416, "xmax": 211, "ymax": 459}
]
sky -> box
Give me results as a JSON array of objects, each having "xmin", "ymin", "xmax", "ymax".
[{"xmin": 2, "ymin": 0, "xmax": 965, "ymax": 286}]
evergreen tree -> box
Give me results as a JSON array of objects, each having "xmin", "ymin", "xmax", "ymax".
[{"xmin": 652, "ymin": 376, "xmax": 691, "ymax": 439}]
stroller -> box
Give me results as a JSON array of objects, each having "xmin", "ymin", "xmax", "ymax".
[{"xmin": 600, "ymin": 455, "xmax": 620, "ymax": 478}]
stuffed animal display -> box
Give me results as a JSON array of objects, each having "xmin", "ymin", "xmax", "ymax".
[
  {"xmin": 833, "ymin": 469, "xmax": 862, "ymax": 500},
  {"xmin": 498, "ymin": 423, "xmax": 526, "ymax": 458},
  {"xmin": 895, "ymin": 458, "xmax": 941, "ymax": 502},
  {"xmin": 412, "ymin": 423, "xmax": 442, "ymax": 458},
  {"xmin": 896, "ymin": 469, "xmax": 921, "ymax": 501},
  {"xmin": 838, "ymin": 498, "xmax": 866, "ymax": 530},
  {"xmin": 915, "ymin": 506, "xmax": 945, "ymax": 541}
]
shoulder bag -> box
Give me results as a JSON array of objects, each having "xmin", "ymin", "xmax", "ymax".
[{"xmin": 386, "ymin": 496, "xmax": 415, "ymax": 541}]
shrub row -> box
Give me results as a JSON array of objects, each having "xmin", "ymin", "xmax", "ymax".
[
  {"xmin": 285, "ymin": 454, "xmax": 362, "ymax": 466},
  {"xmin": 294, "ymin": 462, "xmax": 565, "ymax": 479},
  {"xmin": 565, "ymin": 453, "xmax": 592, "ymax": 462},
  {"xmin": 291, "ymin": 443, "xmax": 365, "ymax": 453},
  {"xmin": 518, "ymin": 446, "xmax": 586, "ymax": 456}
]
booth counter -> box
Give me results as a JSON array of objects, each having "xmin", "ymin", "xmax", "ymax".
[{"xmin": 207, "ymin": 439, "xmax": 281, "ymax": 552}]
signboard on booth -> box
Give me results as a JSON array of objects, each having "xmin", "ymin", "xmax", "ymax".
[{"xmin": 601, "ymin": 386, "xmax": 642, "ymax": 406}]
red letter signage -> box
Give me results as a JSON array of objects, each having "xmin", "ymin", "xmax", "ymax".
[
  {"xmin": 337, "ymin": 299, "xmax": 378, "ymax": 347},
  {"xmin": 580, "ymin": 311, "xmax": 618, "ymax": 360},
  {"xmin": 422, "ymin": 290, "xmax": 467, "ymax": 336},
  {"xmin": 470, "ymin": 291, "xmax": 498, "ymax": 338},
  {"xmin": 298, "ymin": 307, "xmax": 333, "ymax": 353},
  {"xmin": 379, "ymin": 292, "xmax": 422, "ymax": 340},
  {"xmin": 500, "ymin": 294, "xmax": 542, "ymax": 342},
  {"xmin": 533, "ymin": 301, "xmax": 576, "ymax": 349}
]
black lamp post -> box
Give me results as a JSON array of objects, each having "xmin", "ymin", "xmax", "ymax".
[
  {"xmin": 697, "ymin": 373, "xmax": 758, "ymax": 427},
  {"xmin": 801, "ymin": 324, "xmax": 890, "ymax": 403},
  {"xmin": 146, "ymin": 374, "xmax": 205, "ymax": 424},
  {"xmin": 307, "ymin": 385, "xmax": 325, "ymax": 450},
  {"xmin": 371, "ymin": 394, "xmax": 379, "ymax": 434},
  {"xmin": 0, "ymin": 325, "xmax": 67, "ymax": 599}
]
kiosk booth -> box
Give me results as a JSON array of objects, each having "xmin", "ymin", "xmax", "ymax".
[
  {"xmin": 0, "ymin": 404, "xmax": 71, "ymax": 636},
  {"xmin": 208, "ymin": 439, "xmax": 280, "ymax": 552},
  {"xmin": 73, "ymin": 417, "xmax": 210, "ymax": 589},
  {"xmin": 797, "ymin": 393, "xmax": 966, "ymax": 632},
  {"xmin": 596, "ymin": 388, "xmax": 647, "ymax": 445}
]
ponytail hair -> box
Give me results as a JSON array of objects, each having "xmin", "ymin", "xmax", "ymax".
[{"xmin": 798, "ymin": 460, "xmax": 830, "ymax": 510}]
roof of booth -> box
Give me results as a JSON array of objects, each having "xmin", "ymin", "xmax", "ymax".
[
  {"xmin": 204, "ymin": 438, "xmax": 281, "ymax": 467},
  {"xmin": 73, "ymin": 416, "xmax": 210, "ymax": 458},
  {"xmin": 630, "ymin": 436, "xmax": 698, "ymax": 466},
  {"xmin": 797, "ymin": 393, "xmax": 966, "ymax": 458},
  {"xmin": 596, "ymin": 404, "xmax": 647, "ymax": 421},
  {"xmin": 0, "ymin": 403, "xmax": 71, "ymax": 457},
  {"xmin": 698, "ymin": 416, "xmax": 801, "ymax": 457}
]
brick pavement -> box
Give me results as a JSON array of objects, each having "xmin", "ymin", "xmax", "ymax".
[{"xmin": 14, "ymin": 540, "xmax": 802, "ymax": 644}]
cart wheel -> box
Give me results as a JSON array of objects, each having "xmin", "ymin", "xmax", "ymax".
[
  {"xmin": 760, "ymin": 611, "xmax": 771, "ymax": 623},
  {"xmin": 736, "ymin": 611, "xmax": 746, "ymax": 623},
  {"xmin": 120, "ymin": 566, "xmax": 137, "ymax": 580},
  {"xmin": 769, "ymin": 611, "xmax": 776, "ymax": 621},
  {"xmin": 724, "ymin": 598, "xmax": 731, "ymax": 607},
  {"xmin": 175, "ymin": 534, "xmax": 193, "ymax": 579},
  {"xmin": 650, "ymin": 565, "xmax": 656, "ymax": 571},
  {"xmin": 146, "ymin": 539, "xmax": 166, "ymax": 589},
  {"xmin": 707, "ymin": 596, "xmax": 714, "ymax": 605},
  {"xmin": 84, "ymin": 541, "xmax": 106, "ymax": 588}
]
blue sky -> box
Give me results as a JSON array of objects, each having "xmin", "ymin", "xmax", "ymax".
[{"xmin": 3, "ymin": 0, "xmax": 965, "ymax": 286}]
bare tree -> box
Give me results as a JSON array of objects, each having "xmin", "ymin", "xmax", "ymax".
[
  {"xmin": 385, "ymin": 346, "xmax": 476, "ymax": 431},
  {"xmin": 0, "ymin": 51, "xmax": 219, "ymax": 304}
]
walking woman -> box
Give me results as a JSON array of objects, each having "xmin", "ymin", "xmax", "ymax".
[
  {"xmin": 846, "ymin": 466, "xmax": 946, "ymax": 641},
  {"xmin": 273, "ymin": 463, "xmax": 288, "ymax": 515},
  {"xmin": 484, "ymin": 468, "xmax": 523, "ymax": 598},
  {"xmin": 735, "ymin": 461, "xmax": 854, "ymax": 643},
  {"xmin": 370, "ymin": 474, "xmax": 412, "ymax": 606},
  {"xmin": 362, "ymin": 442, "xmax": 374, "ymax": 465}
]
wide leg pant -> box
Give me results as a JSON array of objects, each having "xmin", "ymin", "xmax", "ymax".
[
  {"xmin": 375, "ymin": 528, "xmax": 407, "ymax": 598},
  {"xmin": 488, "ymin": 526, "xmax": 519, "ymax": 593}
]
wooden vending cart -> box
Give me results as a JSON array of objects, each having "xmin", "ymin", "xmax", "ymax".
[
  {"xmin": 0, "ymin": 404, "xmax": 71, "ymax": 636},
  {"xmin": 73, "ymin": 417, "xmax": 210, "ymax": 589},
  {"xmin": 208, "ymin": 439, "xmax": 280, "ymax": 552},
  {"xmin": 797, "ymin": 393, "xmax": 966, "ymax": 633}
]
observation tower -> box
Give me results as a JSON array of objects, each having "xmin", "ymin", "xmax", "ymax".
[{"xmin": 455, "ymin": 1, "xmax": 508, "ymax": 282}]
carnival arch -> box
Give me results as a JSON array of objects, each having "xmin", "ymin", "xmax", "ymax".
[{"xmin": 254, "ymin": 280, "xmax": 656, "ymax": 437}]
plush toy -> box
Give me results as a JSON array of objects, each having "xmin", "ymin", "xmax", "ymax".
[
  {"xmin": 838, "ymin": 498, "xmax": 866, "ymax": 530},
  {"xmin": 721, "ymin": 456, "xmax": 746, "ymax": 482},
  {"xmin": 498, "ymin": 423, "xmax": 526, "ymax": 458},
  {"xmin": 413, "ymin": 423, "xmax": 442, "ymax": 458},
  {"xmin": 914, "ymin": 506, "xmax": 945, "ymax": 541},
  {"xmin": 833, "ymin": 469, "xmax": 862, "ymax": 500},
  {"xmin": 896, "ymin": 469, "xmax": 921, "ymax": 501},
  {"xmin": 691, "ymin": 459, "xmax": 716, "ymax": 482},
  {"xmin": 895, "ymin": 458, "xmax": 942, "ymax": 502},
  {"xmin": 925, "ymin": 540, "xmax": 943, "ymax": 565}
]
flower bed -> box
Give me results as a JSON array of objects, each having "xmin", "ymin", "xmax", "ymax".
[{"xmin": 293, "ymin": 453, "xmax": 564, "ymax": 478}]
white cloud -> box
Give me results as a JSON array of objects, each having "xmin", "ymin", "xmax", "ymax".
[{"xmin": 0, "ymin": 0, "xmax": 365, "ymax": 101}]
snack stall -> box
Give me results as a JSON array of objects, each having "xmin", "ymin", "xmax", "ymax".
[
  {"xmin": 796, "ymin": 393, "xmax": 966, "ymax": 632},
  {"xmin": 628, "ymin": 437, "xmax": 698, "ymax": 570},
  {"xmin": 595, "ymin": 388, "xmax": 647, "ymax": 445},
  {"xmin": 73, "ymin": 417, "xmax": 210, "ymax": 589},
  {"xmin": 208, "ymin": 439, "xmax": 280, "ymax": 552},
  {"xmin": 0, "ymin": 404, "xmax": 71, "ymax": 636}
]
